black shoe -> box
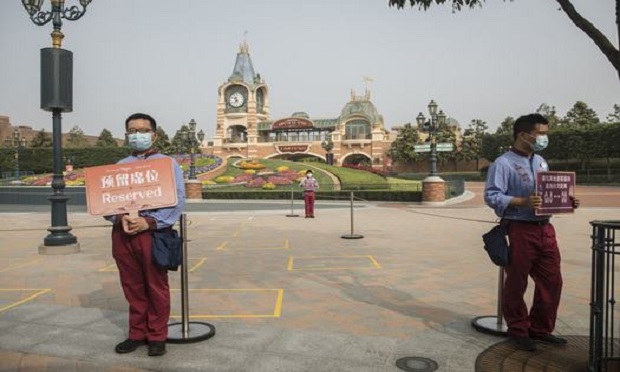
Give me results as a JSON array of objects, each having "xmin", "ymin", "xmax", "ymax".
[
  {"xmin": 509, "ymin": 336, "xmax": 537, "ymax": 351},
  {"xmin": 148, "ymin": 341, "xmax": 167, "ymax": 356},
  {"xmin": 531, "ymin": 334, "xmax": 568, "ymax": 345},
  {"xmin": 115, "ymin": 339, "xmax": 146, "ymax": 354}
]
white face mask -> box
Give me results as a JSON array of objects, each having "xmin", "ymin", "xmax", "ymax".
[{"xmin": 306, "ymin": 174, "xmax": 313, "ymax": 179}]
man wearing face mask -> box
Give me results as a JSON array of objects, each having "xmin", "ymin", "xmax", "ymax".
[
  {"xmin": 108, "ymin": 113, "xmax": 185, "ymax": 357},
  {"xmin": 484, "ymin": 113, "xmax": 579, "ymax": 352},
  {"xmin": 299, "ymin": 170, "xmax": 319, "ymax": 218}
]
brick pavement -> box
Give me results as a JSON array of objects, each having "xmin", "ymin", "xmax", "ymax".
[{"xmin": 0, "ymin": 184, "xmax": 618, "ymax": 371}]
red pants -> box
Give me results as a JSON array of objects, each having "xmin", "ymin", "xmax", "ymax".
[
  {"xmin": 112, "ymin": 225, "xmax": 170, "ymax": 342},
  {"xmin": 304, "ymin": 191, "xmax": 315, "ymax": 217},
  {"xmin": 503, "ymin": 221, "xmax": 562, "ymax": 338}
]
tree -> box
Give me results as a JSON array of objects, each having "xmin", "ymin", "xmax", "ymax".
[
  {"xmin": 606, "ymin": 104, "xmax": 620, "ymax": 123},
  {"xmin": 564, "ymin": 101, "xmax": 600, "ymax": 127},
  {"xmin": 30, "ymin": 129, "xmax": 52, "ymax": 148},
  {"xmin": 95, "ymin": 129, "xmax": 118, "ymax": 147},
  {"xmin": 536, "ymin": 103, "xmax": 561, "ymax": 128},
  {"xmin": 388, "ymin": 0, "xmax": 620, "ymax": 81},
  {"xmin": 387, "ymin": 123, "xmax": 422, "ymax": 164},
  {"xmin": 66, "ymin": 125, "xmax": 89, "ymax": 148},
  {"xmin": 461, "ymin": 119, "xmax": 488, "ymax": 170},
  {"xmin": 153, "ymin": 126, "xmax": 172, "ymax": 153},
  {"xmin": 495, "ymin": 116, "xmax": 514, "ymax": 135}
]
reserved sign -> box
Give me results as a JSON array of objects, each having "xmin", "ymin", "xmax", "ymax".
[
  {"xmin": 84, "ymin": 157, "xmax": 178, "ymax": 216},
  {"xmin": 535, "ymin": 171, "xmax": 576, "ymax": 215}
]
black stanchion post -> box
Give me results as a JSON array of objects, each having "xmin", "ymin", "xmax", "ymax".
[
  {"xmin": 471, "ymin": 267, "xmax": 508, "ymax": 336},
  {"xmin": 341, "ymin": 191, "xmax": 363, "ymax": 239},
  {"xmin": 588, "ymin": 220, "xmax": 620, "ymax": 371},
  {"xmin": 286, "ymin": 186, "xmax": 299, "ymax": 217},
  {"xmin": 167, "ymin": 213, "xmax": 216, "ymax": 343}
]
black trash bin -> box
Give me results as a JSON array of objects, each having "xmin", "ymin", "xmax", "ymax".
[{"xmin": 589, "ymin": 220, "xmax": 620, "ymax": 371}]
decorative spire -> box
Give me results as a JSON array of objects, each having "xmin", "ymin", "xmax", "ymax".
[{"xmin": 239, "ymin": 40, "xmax": 249, "ymax": 54}]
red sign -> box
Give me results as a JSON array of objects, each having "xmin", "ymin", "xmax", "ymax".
[
  {"xmin": 84, "ymin": 157, "xmax": 178, "ymax": 216},
  {"xmin": 277, "ymin": 145, "xmax": 309, "ymax": 153},
  {"xmin": 271, "ymin": 118, "xmax": 314, "ymax": 130},
  {"xmin": 535, "ymin": 171, "xmax": 576, "ymax": 215}
]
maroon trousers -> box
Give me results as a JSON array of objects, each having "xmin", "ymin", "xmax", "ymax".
[
  {"xmin": 304, "ymin": 191, "xmax": 315, "ymax": 217},
  {"xmin": 112, "ymin": 225, "xmax": 170, "ymax": 342},
  {"xmin": 503, "ymin": 221, "xmax": 563, "ymax": 338}
]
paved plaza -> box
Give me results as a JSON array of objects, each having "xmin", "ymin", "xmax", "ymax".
[{"xmin": 0, "ymin": 183, "xmax": 619, "ymax": 371}]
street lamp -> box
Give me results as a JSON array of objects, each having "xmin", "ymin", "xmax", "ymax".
[
  {"xmin": 21, "ymin": 0, "xmax": 92, "ymax": 253},
  {"xmin": 181, "ymin": 119, "xmax": 204, "ymax": 180},
  {"xmin": 321, "ymin": 137, "xmax": 334, "ymax": 165},
  {"xmin": 416, "ymin": 100, "xmax": 447, "ymax": 177},
  {"xmin": 12, "ymin": 129, "xmax": 27, "ymax": 182}
]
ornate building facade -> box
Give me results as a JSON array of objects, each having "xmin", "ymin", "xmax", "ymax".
[{"xmin": 208, "ymin": 43, "xmax": 397, "ymax": 168}]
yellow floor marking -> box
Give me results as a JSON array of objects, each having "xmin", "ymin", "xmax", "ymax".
[
  {"xmin": 188, "ymin": 257, "xmax": 207, "ymax": 272},
  {"xmin": 288, "ymin": 255, "xmax": 382, "ymax": 271},
  {"xmin": 99, "ymin": 257, "xmax": 207, "ymax": 272},
  {"xmin": 0, "ymin": 258, "xmax": 43, "ymax": 273},
  {"xmin": 0, "ymin": 289, "xmax": 51, "ymax": 313},
  {"xmin": 220, "ymin": 239, "xmax": 288, "ymax": 251},
  {"xmin": 98, "ymin": 263, "xmax": 117, "ymax": 272},
  {"xmin": 216, "ymin": 241, "xmax": 228, "ymax": 251},
  {"xmin": 169, "ymin": 288, "xmax": 283, "ymax": 319}
]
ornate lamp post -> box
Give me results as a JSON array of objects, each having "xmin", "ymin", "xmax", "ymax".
[
  {"xmin": 180, "ymin": 119, "xmax": 204, "ymax": 199},
  {"xmin": 416, "ymin": 100, "xmax": 447, "ymax": 177},
  {"xmin": 321, "ymin": 137, "xmax": 334, "ymax": 165},
  {"xmin": 183, "ymin": 119, "xmax": 205, "ymax": 180},
  {"xmin": 11, "ymin": 129, "xmax": 27, "ymax": 182},
  {"xmin": 416, "ymin": 100, "xmax": 447, "ymax": 204},
  {"xmin": 21, "ymin": 0, "xmax": 92, "ymax": 254}
]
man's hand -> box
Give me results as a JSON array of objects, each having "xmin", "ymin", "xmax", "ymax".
[
  {"xmin": 527, "ymin": 194, "xmax": 543, "ymax": 209},
  {"xmin": 121, "ymin": 215, "xmax": 149, "ymax": 235}
]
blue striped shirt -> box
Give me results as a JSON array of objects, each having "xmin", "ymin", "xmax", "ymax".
[{"xmin": 484, "ymin": 149, "xmax": 550, "ymax": 221}]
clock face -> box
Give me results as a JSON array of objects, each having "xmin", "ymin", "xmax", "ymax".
[{"xmin": 228, "ymin": 92, "xmax": 244, "ymax": 108}]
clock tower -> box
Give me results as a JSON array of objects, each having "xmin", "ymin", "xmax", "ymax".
[{"xmin": 213, "ymin": 42, "xmax": 269, "ymax": 159}]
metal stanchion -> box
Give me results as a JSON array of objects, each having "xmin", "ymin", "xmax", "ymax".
[
  {"xmin": 588, "ymin": 220, "xmax": 620, "ymax": 371},
  {"xmin": 341, "ymin": 191, "xmax": 363, "ymax": 239},
  {"xmin": 167, "ymin": 213, "xmax": 216, "ymax": 343},
  {"xmin": 471, "ymin": 267, "xmax": 508, "ymax": 336},
  {"xmin": 286, "ymin": 187, "xmax": 299, "ymax": 217}
]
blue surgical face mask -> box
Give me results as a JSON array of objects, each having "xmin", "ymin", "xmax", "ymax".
[
  {"xmin": 128, "ymin": 132, "xmax": 153, "ymax": 151},
  {"xmin": 531, "ymin": 134, "xmax": 549, "ymax": 152}
]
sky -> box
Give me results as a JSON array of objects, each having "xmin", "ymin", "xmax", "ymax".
[{"xmin": 1, "ymin": 0, "xmax": 618, "ymax": 140}]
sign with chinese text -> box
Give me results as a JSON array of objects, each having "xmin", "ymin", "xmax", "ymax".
[
  {"xmin": 84, "ymin": 157, "xmax": 178, "ymax": 216},
  {"xmin": 535, "ymin": 171, "xmax": 576, "ymax": 215},
  {"xmin": 277, "ymin": 145, "xmax": 309, "ymax": 153}
]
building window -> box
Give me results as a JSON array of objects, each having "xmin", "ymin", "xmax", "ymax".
[{"xmin": 345, "ymin": 120, "xmax": 370, "ymax": 140}]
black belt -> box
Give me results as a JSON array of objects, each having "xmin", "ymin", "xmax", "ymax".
[{"xmin": 510, "ymin": 219, "xmax": 551, "ymax": 226}]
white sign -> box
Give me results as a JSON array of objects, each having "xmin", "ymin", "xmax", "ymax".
[
  {"xmin": 436, "ymin": 143, "xmax": 454, "ymax": 152},
  {"xmin": 414, "ymin": 144, "xmax": 431, "ymax": 153}
]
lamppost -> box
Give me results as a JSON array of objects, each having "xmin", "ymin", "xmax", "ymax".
[
  {"xmin": 321, "ymin": 137, "xmax": 334, "ymax": 165},
  {"xmin": 416, "ymin": 100, "xmax": 447, "ymax": 177},
  {"xmin": 180, "ymin": 119, "xmax": 205, "ymax": 180},
  {"xmin": 416, "ymin": 100, "xmax": 447, "ymax": 204},
  {"xmin": 11, "ymin": 129, "xmax": 27, "ymax": 182},
  {"xmin": 21, "ymin": 0, "xmax": 92, "ymax": 253}
]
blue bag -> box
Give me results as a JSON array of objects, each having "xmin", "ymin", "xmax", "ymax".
[
  {"xmin": 482, "ymin": 224, "xmax": 510, "ymax": 267},
  {"xmin": 151, "ymin": 229, "xmax": 183, "ymax": 271}
]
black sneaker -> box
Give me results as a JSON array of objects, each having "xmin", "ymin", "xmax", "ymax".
[
  {"xmin": 148, "ymin": 341, "xmax": 167, "ymax": 356},
  {"xmin": 509, "ymin": 336, "xmax": 537, "ymax": 351},
  {"xmin": 115, "ymin": 339, "xmax": 146, "ymax": 354},
  {"xmin": 531, "ymin": 334, "xmax": 568, "ymax": 345}
]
